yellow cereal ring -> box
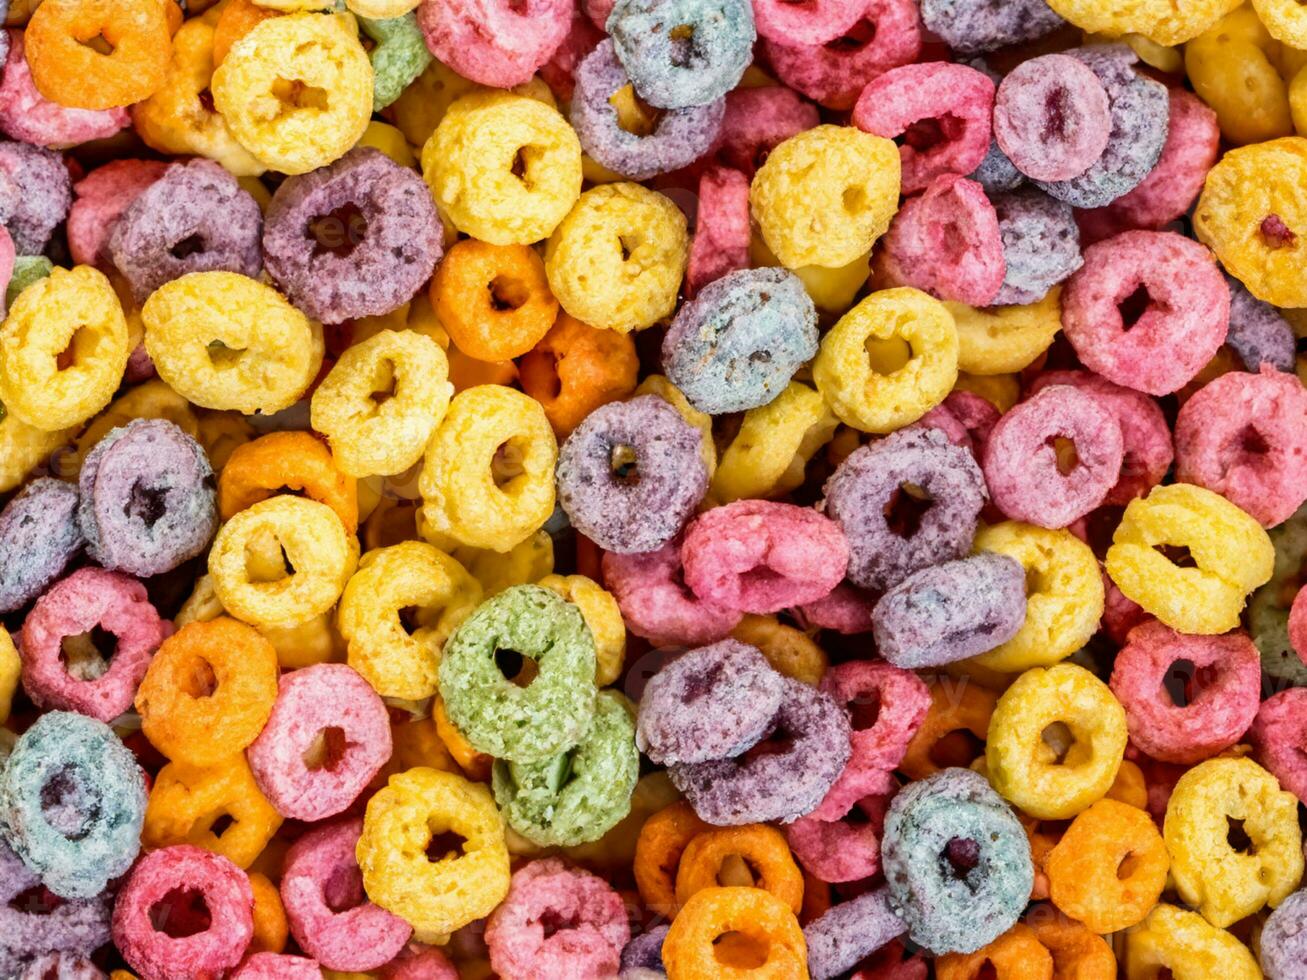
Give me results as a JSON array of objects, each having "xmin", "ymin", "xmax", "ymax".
[
  {"xmin": 750, "ymin": 235, "xmax": 871, "ymax": 315},
  {"xmin": 0, "ymin": 411, "xmax": 73, "ymax": 492},
  {"xmin": 357, "ymin": 120, "xmax": 416, "ymax": 169},
  {"xmin": 538, "ymin": 574, "xmax": 626, "ymax": 687},
  {"xmin": 635, "ymin": 374, "xmax": 716, "ymax": 475},
  {"xmin": 391, "ymin": 58, "xmax": 554, "ymax": 148},
  {"xmin": 1124, "ymin": 904, "xmax": 1261, "ymax": 980},
  {"xmin": 812, "ymin": 287, "xmax": 959, "ymax": 433},
  {"xmin": 418, "ymin": 385, "xmax": 557, "ymax": 553},
  {"xmin": 311, "ymin": 329, "xmax": 453, "ymax": 479},
  {"xmin": 711, "ymin": 382, "xmax": 838, "ymax": 504},
  {"xmin": 953, "ymin": 371, "xmax": 1020, "ymax": 413},
  {"xmin": 1185, "ymin": 8, "xmax": 1293, "ymax": 146},
  {"xmin": 1046, "ymin": 0, "xmax": 1240, "ymax": 46},
  {"xmin": 195, "ymin": 410, "xmax": 256, "ymax": 473},
  {"xmin": 1105, "ymin": 483, "xmax": 1273, "ymax": 635},
  {"xmin": 67, "ymin": 380, "xmax": 199, "ymax": 478},
  {"xmin": 142, "ymin": 271, "xmax": 323, "ymax": 415},
  {"xmin": 346, "ymin": 0, "xmax": 419, "ymax": 16},
  {"xmin": 0, "ymin": 266, "xmax": 128, "ymax": 432},
  {"xmin": 730, "ymin": 615, "xmax": 828, "ymax": 686},
  {"xmin": 212, "ymin": 12, "xmax": 373, "ymax": 175},
  {"xmin": 0, "ymin": 626, "xmax": 18, "ymax": 724},
  {"xmin": 1163, "ymin": 756, "xmax": 1303, "ymax": 927},
  {"xmin": 423, "ymin": 91, "xmax": 581, "ymax": 246},
  {"xmin": 965, "ymin": 522, "xmax": 1105, "ymax": 674},
  {"xmin": 337, "ymin": 541, "xmax": 482, "ymax": 701},
  {"xmin": 209, "ymin": 496, "xmax": 356, "ymax": 630},
  {"xmin": 544, "ymin": 182, "xmax": 687, "ymax": 333},
  {"xmin": 454, "ymin": 531, "xmax": 555, "ymax": 598},
  {"xmin": 946, "ymin": 287, "xmax": 1063, "ymax": 376},
  {"xmin": 1254, "ymin": 0, "xmax": 1307, "ymax": 47},
  {"xmin": 986, "ymin": 663, "xmax": 1128, "ymax": 820},
  {"xmin": 357, "ymin": 767, "xmax": 511, "ymax": 936},
  {"xmin": 750, "ymin": 124, "xmax": 900, "ymax": 270}
]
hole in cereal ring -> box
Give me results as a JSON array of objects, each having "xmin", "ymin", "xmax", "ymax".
[
  {"xmin": 148, "ymin": 887, "xmax": 212, "ymax": 938},
  {"xmin": 883, "ymin": 482, "xmax": 934, "ymax": 539},
  {"xmin": 1023, "ymin": 565, "xmax": 1047, "ymax": 597},
  {"xmin": 668, "ymin": 24, "xmax": 696, "ymax": 68},
  {"xmin": 245, "ymin": 536, "xmax": 295, "ymax": 584},
  {"xmin": 60, "ymin": 625, "xmax": 118, "ymax": 682},
  {"xmin": 929, "ymin": 728, "xmax": 983, "ymax": 769},
  {"xmin": 1228, "ymin": 423, "xmax": 1271, "ymax": 462},
  {"xmin": 511, "ymin": 145, "xmax": 542, "ymax": 185},
  {"xmin": 716, "ymin": 853, "xmax": 759, "ymax": 888},
  {"xmin": 1227, "ymin": 816, "xmax": 1255, "ymax": 855},
  {"xmin": 618, "ymin": 236, "xmax": 636, "ymax": 262},
  {"xmin": 8, "ymin": 884, "xmax": 61, "ymax": 915},
  {"xmin": 302, "ymin": 726, "xmax": 349, "ymax": 772},
  {"xmin": 206, "ymin": 339, "xmax": 246, "ymax": 367},
  {"xmin": 491, "ymin": 439, "xmax": 527, "ymax": 489},
  {"xmin": 77, "ymin": 33, "xmax": 116, "ymax": 56},
  {"xmin": 943, "ymin": 836, "xmax": 981, "ymax": 878},
  {"xmin": 198, "ymin": 87, "xmax": 216, "ymax": 114},
  {"xmin": 369, "ymin": 361, "xmax": 398, "ymax": 409},
  {"xmin": 864, "ymin": 334, "xmax": 913, "ymax": 375},
  {"xmin": 1117, "ymin": 283, "xmax": 1155, "ymax": 331},
  {"xmin": 129, "ymin": 480, "xmax": 170, "ymax": 529},
  {"xmin": 609, "ymin": 84, "xmax": 661, "ymax": 137},
  {"xmin": 180, "ymin": 657, "xmax": 219, "ymax": 699},
  {"xmin": 609, "ymin": 443, "xmax": 640, "ymax": 485},
  {"xmin": 398, "ymin": 605, "xmax": 424, "ymax": 637},
  {"xmin": 540, "ymin": 905, "xmax": 584, "ymax": 939},
  {"xmin": 825, "ymin": 18, "xmax": 876, "ymax": 52},
  {"xmin": 209, "ymin": 813, "xmax": 235, "ymax": 839},
  {"xmin": 1116, "ymin": 851, "xmax": 1140, "ymax": 880},
  {"xmin": 1153, "ymin": 544, "xmax": 1196, "ymax": 569},
  {"xmin": 843, "ymin": 186, "xmax": 867, "ymax": 212},
  {"xmin": 494, "ymin": 648, "xmax": 540, "ymax": 688},
  {"xmin": 849, "ymin": 687, "xmax": 881, "ymax": 732},
  {"xmin": 424, "ymin": 827, "xmax": 468, "ymax": 864},
  {"xmin": 55, "ymin": 325, "xmax": 97, "ymax": 372},
  {"xmin": 308, "ymin": 202, "xmax": 368, "ymax": 260},
  {"xmin": 168, "ymin": 234, "xmax": 206, "ymax": 261},
  {"xmin": 976, "ymin": 959, "xmax": 1000, "ymax": 980},
  {"xmin": 1162, "ymin": 658, "xmax": 1196, "ymax": 708},
  {"xmin": 900, "ymin": 115, "xmax": 960, "ymax": 153},
  {"xmin": 714, "ymin": 931, "xmax": 769, "ymax": 969},
  {"xmin": 40, "ymin": 768, "xmax": 93, "ymax": 841},
  {"xmin": 1045, "ymin": 436, "xmax": 1080, "ymax": 476},
  {"xmin": 1260, "ymin": 214, "xmax": 1297, "ymax": 249},
  {"xmin": 270, "ymin": 78, "xmax": 330, "ymax": 116},
  {"xmin": 322, "ymin": 860, "xmax": 364, "ymax": 913},
  {"xmin": 1040, "ymin": 721, "xmax": 1075, "ymax": 765},
  {"xmin": 1042, "ymin": 85, "xmax": 1069, "ymax": 141},
  {"xmin": 488, "ymin": 276, "xmax": 529, "ymax": 312}
]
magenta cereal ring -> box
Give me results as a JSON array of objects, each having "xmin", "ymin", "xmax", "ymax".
[
  {"xmin": 540, "ymin": 9, "xmax": 605, "ymax": 101},
  {"xmin": 822, "ymin": 427, "xmax": 987, "ymax": 592},
  {"xmin": 281, "ymin": 819, "xmax": 411, "ymax": 972},
  {"xmin": 602, "ymin": 538, "xmax": 742, "ymax": 647},
  {"xmin": 852, "ymin": 62, "xmax": 994, "ymax": 195},
  {"xmin": 877, "ymin": 173, "xmax": 1005, "ymax": 306},
  {"xmin": 247, "ymin": 664, "xmax": 392, "ymax": 822},
  {"xmin": 1110, "ymin": 620, "xmax": 1262, "ymax": 765},
  {"xmin": 1027, "ymin": 370, "xmax": 1173, "ymax": 506},
  {"xmin": 0, "ymin": 139, "xmax": 71, "ymax": 254},
  {"xmin": 20, "ymin": 567, "xmax": 166, "ymax": 723},
  {"xmin": 112, "ymin": 845, "xmax": 254, "ymax": 980},
  {"xmin": 915, "ymin": 390, "xmax": 1000, "ymax": 458},
  {"xmin": 262, "ymin": 146, "xmax": 444, "ymax": 324},
  {"xmin": 484, "ymin": 858, "xmax": 630, "ymax": 980},
  {"xmin": 0, "ymin": 478, "xmax": 83, "ymax": 615},
  {"xmin": 982, "ymin": 384, "xmax": 1123, "ymax": 529},
  {"xmin": 0, "ymin": 837, "xmax": 110, "ymax": 978},
  {"xmin": 1061, "ymin": 230, "xmax": 1229, "ymax": 396},
  {"xmin": 753, "ymin": 0, "xmax": 864, "ymax": 44},
  {"xmin": 0, "ymin": 30, "xmax": 130, "ymax": 150},
  {"xmin": 787, "ymin": 774, "xmax": 894, "ymax": 883},
  {"xmin": 231, "ymin": 953, "xmax": 322, "ymax": 979},
  {"xmin": 709, "ymin": 85, "xmax": 821, "ymax": 177},
  {"xmin": 989, "ymin": 188, "xmax": 1083, "ymax": 307},
  {"xmin": 685, "ymin": 165, "xmax": 749, "ymax": 298},
  {"xmin": 1174, "ymin": 366, "xmax": 1307, "ymax": 529},
  {"xmin": 636, "ymin": 638, "xmax": 786, "ymax": 765},
  {"xmin": 417, "ymin": 0, "xmax": 572, "ymax": 88},
  {"xmin": 763, "ymin": 0, "xmax": 922, "ymax": 111},
  {"xmin": 67, "ymin": 160, "xmax": 168, "ymax": 268},
  {"xmin": 1225, "ymin": 276, "xmax": 1297, "ymax": 374},
  {"xmin": 1251, "ymin": 688, "xmax": 1307, "ymax": 803},
  {"xmin": 992, "ymin": 54, "xmax": 1110, "ymax": 184},
  {"xmin": 383, "ymin": 947, "xmax": 459, "ymax": 980},
  {"xmin": 680, "ymin": 500, "xmax": 849, "ymax": 614},
  {"xmin": 794, "ymin": 583, "xmax": 878, "ymax": 635}
]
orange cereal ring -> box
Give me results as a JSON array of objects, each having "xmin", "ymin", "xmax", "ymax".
[
  {"xmin": 799, "ymin": 871, "xmax": 831, "ymax": 925},
  {"xmin": 213, "ymin": 0, "xmax": 279, "ymax": 66},
  {"xmin": 519, "ymin": 312, "xmax": 640, "ymax": 437},
  {"xmin": 134, "ymin": 617, "xmax": 279, "ymax": 767},
  {"xmin": 675, "ymin": 826, "xmax": 805, "ymax": 915},
  {"xmin": 1018, "ymin": 813, "xmax": 1061, "ymax": 903},
  {"xmin": 218, "ymin": 430, "xmax": 359, "ymax": 534},
  {"xmin": 433, "ymin": 695, "xmax": 493, "ymax": 782},
  {"xmin": 634, "ymin": 800, "xmax": 710, "ymax": 917},
  {"xmin": 431, "ymin": 239, "xmax": 558, "ymax": 361},
  {"xmin": 1024, "ymin": 905, "xmax": 1116, "ymax": 980},
  {"xmin": 662, "ymin": 886, "xmax": 807, "ymax": 980},
  {"xmin": 25, "ymin": 0, "xmax": 172, "ymax": 110},
  {"xmin": 447, "ymin": 339, "xmax": 519, "ymax": 392},
  {"xmin": 248, "ymin": 871, "xmax": 289, "ymax": 954},
  {"xmin": 936, "ymin": 924, "xmax": 1053, "ymax": 980},
  {"xmin": 900, "ymin": 679, "xmax": 998, "ymax": 780}
]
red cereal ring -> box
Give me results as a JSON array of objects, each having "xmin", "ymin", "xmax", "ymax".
[
  {"xmin": 1252, "ymin": 687, "xmax": 1307, "ymax": 803},
  {"xmin": 752, "ymin": 0, "xmax": 865, "ymax": 45},
  {"xmin": 602, "ymin": 537, "xmax": 742, "ymax": 648},
  {"xmin": 685, "ymin": 165, "xmax": 750, "ymax": 299},
  {"xmin": 710, "ymin": 86, "xmax": 821, "ymax": 177},
  {"xmin": 786, "ymin": 771, "xmax": 895, "ymax": 883},
  {"xmin": 231, "ymin": 953, "xmax": 322, "ymax": 979}
]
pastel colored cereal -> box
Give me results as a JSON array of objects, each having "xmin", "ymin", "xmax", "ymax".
[
  {"xmin": 417, "ymin": 0, "xmax": 571, "ymax": 89},
  {"xmin": 1224, "ymin": 276, "xmax": 1298, "ymax": 373},
  {"xmin": 993, "ymin": 54, "xmax": 1110, "ymax": 184},
  {"xmin": 989, "ymin": 189, "xmax": 1083, "ymax": 307},
  {"xmin": 0, "ymin": 140, "xmax": 70, "ymax": 255},
  {"xmin": 0, "ymin": 477, "xmax": 82, "ymax": 613},
  {"xmin": 919, "ymin": 0, "xmax": 1064, "ymax": 53},
  {"xmin": 602, "ymin": 538, "xmax": 743, "ymax": 647},
  {"xmin": 0, "ymin": 837, "xmax": 110, "ymax": 979}
]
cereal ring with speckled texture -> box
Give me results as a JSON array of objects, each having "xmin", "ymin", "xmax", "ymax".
[
  {"xmin": 711, "ymin": 381, "xmax": 837, "ymax": 505},
  {"xmin": 417, "ymin": 0, "xmax": 571, "ymax": 88},
  {"xmin": 0, "ymin": 29, "xmax": 129, "ymax": 147},
  {"xmin": 538, "ymin": 574, "xmax": 625, "ymax": 685},
  {"xmin": 935, "ymin": 925, "xmax": 1052, "ymax": 980},
  {"xmin": 212, "ymin": 13, "xmax": 372, "ymax": 176},
  {"xmin": 219, "ymin": 431, "xmax": 357, "ymax": 533},
  {"xmin": 66, "ymin": 160, "xmax": 168, "ymax": 269},
  {"xmin": 993, "ymin": 55, "xmax": 1109, "ymax": 184},
  {"xmin": 686, "ymin": 165, "xmax": 749, "ymax": 298},
  {"xmin": 1262, "ymin": 889, "xmax": 1307, "ymax": 980},
  {"xmin": 678, "ymin": 824, "xmax": 803, "ymax": 912},
  {"xmin": 432, "ymin": 239, "xmax": 557, "ymax": 362},
  {"xmin": 1061, "ymin": 231, "xmax": 1229, "ymax": 396},
  {"xmin": 811, "ymin": 898, "xmax": 917, "ymax": 980},
  {"xmin": 359, "ymin": 12, "xmax": 430, "ymax": 111},
  {"xmin": 752, "ymin": 0, "xmax": 862, "ymax": 45},
  {"xmin": 787, "ymin": 775, "xmax": 894, "ymax": 884},
  {"xmin": 989, "ymin": 189, "xmax": 1082, "ymax": 307},
  {"xmin": 231, "ymin": 954, "xmax": 321, "ymax": 979},
  {"xmin": 602, "ymin": 538, "xmax": 742, "ymax": 648},
  {"xmin": 663, "ymin": 887, "xmax": 806, "ymax": 979},
  {"xmin": 0, "ymin": 478, "xmax": 82, "ymax": 614},
  {"xmin": 920, "ymin": 0, "xmax": 1064, "ymax": 52},
  {"xmin": 1046, "ymin": 0, "xmax": 1237, "ymax": 45},
  {"xmin": 1224, "ymin": 276, "xmax": 1297, "ymax": 373},
  {"xmin": 0, "ymin": 836, "xmax": 110, "ymax": 979},
  {"xmin": 519, "ymin": 313, "xmax": 640, "ymax": 438},
  {"xmin": 945, "ymin": 288, "xmax": 1062, "ymax": 377},
  {"xmin": 1253, "ymin": 687, "xmax": 1307, "ymax": 803},
  {"xmin": 1125, "ymin": 903, "xmax": 1260, "ymax": 979},
  {"xmin": 0, "ymin": 140, "xmax": 70, "ymax": 254}
]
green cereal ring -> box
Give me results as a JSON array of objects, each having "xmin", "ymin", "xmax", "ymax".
[
  {"xmin": 439, "ymin": 584, "xmax": 598, "ymax": 763},
  {"xmin": 6, "ymin": 255, "xmax": 52, "ymax": 308},
  {"xmin": 1251, "ymin": 502, "xmax": 1307, "ymax": 688},
  {"xmin": 360, "ymin": 13, "xmax": 433, "ymax": 112},
  {"xmin": 492, "ymin": 690, "xmax": 639, "ymax": 847}
]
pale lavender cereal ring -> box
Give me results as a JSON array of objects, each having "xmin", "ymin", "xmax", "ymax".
[
  {"xmin": 993, "ymin": 54, "xmax": 1111, "ymax": 184},
  {"xmin": 0, "ymin": 139, "xmax": 70, "ymax": 254},
  {"xmin": 989, "ymin": 187, "xmax": 1083, "ymax": 306},
  {"xmin": 919, "ymin": 0, "xmax": 1064, "ymax": 54},
  {"xmin": 621, "ymin": 925, "xmax": 668, "ymax": 972},
  {"xmin": 1225, "ymin": 275, "xmax": 1297, "ymax": 373},
  {"xmin": 602, "ymin": 538, "xmax": 742, "ymax": 648},
  {"xmin": 0, "ymin": 478, "xmax": 82, "ymax": 614},
  {"xmin": 804, "ymin": 887, "xmax": 907, "ymax": 980}
]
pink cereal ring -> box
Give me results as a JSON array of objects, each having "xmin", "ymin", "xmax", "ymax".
[
  {"xmin": 1102, "ymin": 571, "xmax": 1148, "ymax": 645},
  {"xmin": 539, "ymin": 9, "xmax": 604, "ymax": 101},
  {"xmin": 231, "ymin": 953, "xmax": 322, "ymax": 979},
  {"xmin": 112, "ymin": 845, "xmax": 254, "ymax": 980},
  {"xmin": 416, "ymin": 0, "xmax": 572, "ymax": 88},
  {"xmin": 246, "ymin": 664, "xmax": 392, "ymax": 822},
  {"xmin": 877, "ymin": 173, "xmax": 1005, "ymax": 306},
  {"xmin": 1061, "ymin": 230, "xmax": 1230, "ymax": 396},
  {"xmin": 20, "ymin": 566, "xmax": 168, "ymax": 723},
  {"xmin": 1251, "ymin": 688, "xmax": 1307, "ymax": 803},
  {"xmin": 914, "ymin": 390, "xmax": 1001, "ymax": 458},
  {"xmin": 763, "ymin": 0, "xmax": 922, "ymax": 110},
  {"xmin": 484, "ymin": 859, "xmax": 630, "ymax": 980},
  {"xmin": 786, "ymin": 774, "xmax": 895, "ymax": 883},
  {"xmin": 280, "ymin": 819, "xmax": 411, "ymax": 973},
  {"xmin": 753, "ymin": 0, "xmax": 866, "ymax": 46},
  {"xmin": 1109, "ymin": 620, "xmax": 1262, "ymax": 765},
  {"xmin": 852, "ymin": 61, "xmax": 994, "ymax": 194},
  {"xmin": 1292, "ymin": 587, "xmax": 1307, "ymax": 666},
  {"xmin": 709, "ymin": 86, "xmax": 822, "ymax": 177},
  {"xmin": 1174, "ymin": 365, "xmax": 1307, "ymax": 528},
  {"xmin": 992, "ymin": 54, "xmax": 1111, "ymax": 184},
  {"xmin": 67, "ymin": 159, "xmax": 169, "ymax": 268},
  {"xmin": 583, "ymin": 0, "xmax": 614, "ymax": 29},
  {"xmin": 382, "ymin": 947, "xmax": 459, "ymax": 979},
  {"xmin": 685, "ymin": 165, "xmax": 749, "ymax": 299},
  {"xmin": 0, "ymin": 30, "xmax": 130, "ymax": 150},
  {"xmin": 602, "ymin": 537, "xmax": 742, "ymax": 648},
  {"xmin": 794, "ymin": 582, "xmax": 877, "ymax": 635},
  {"xmin": 680, "ymin": 500, "xmax": 850, "ymax": 614}
]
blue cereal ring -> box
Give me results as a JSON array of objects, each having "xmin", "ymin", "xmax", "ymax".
[
  {"xmin": 359, "ymin": 13, "xmax": 433, "ymax": 112},
  {"xmin": 0, "ymin": 478, "xmax": 83, "ymax": 614}
]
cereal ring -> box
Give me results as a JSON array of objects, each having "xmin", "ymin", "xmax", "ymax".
[
  {"xmin": 678, "ymin": 824, "xmax": 803, "ymax": 913},
  {"xmin": 622, "ymin": 925, "xmax": 669, "ymax": 974},
  {"xmin": 359, "ymin": 11, "xmax": 430, "ymax": 111},
  {"xmin": 67, "ymin": 161, "xmax": 168, "ymax": 268},
  {"xmin": 1253, "ymin": 687, "xmax": 1307, "ymax": 802},
  {"xmin": 1262, "ymin": 889, "xmax": 1307, "ymax": 980},
  {"xmin": 519, "ymin": 312, "xmax": 640, "ymax": 438},
  {"xmin": 0, "ymin": 29, "xmax": 129, "ymax": 148},
  {"xmin": 1253, "ymin": 0, "xmax": 1307, "ymax": 47},
  {"xmin": 0, "ymin": 140, "xmax": 69, "ymax": 254},
  {"xmin": 607, "ymin": 0, "xmax": 755, "ymax": 109},
  {"xmin": 1225, "ymin": 276, "xmax": 1297, "ymax": 373},
  {"xmin": 231, "ymin": 954, "xmax": 321, "ymax": 979},
  {"xmin": 1048, "ymin": 0, "xmax": 1237, "ymax": 45},
  {"xmin": 787, "ymin": 776, "xmax": 894, "ymax": 884},
  {"xmin": 935, "ymin": 924, "xmax": 1052, "ymax": 980},
  {"xmin": 219, "ymin": 431, "xmax": 357, "ymax": 533},
  {"xmin": 1022, "ymin": 908, "xmax": 1115, "ymax": 980},
  {"xmin": 0, "ymin": 478, "xmax": 82, "ymax": 614},
  {"xmin": 919, "ymin": 0, "xmax": 1064, "ymax": 53},
  {"xmin": 602, "ymin": 538, "xmax": 742, "ymax": 648},
  {"xmin": 431, "ymin": 238, "xmax": 557, "ymax": 362},
  {"xmin": 1125, "ymin": 903, "xmax": 1260, "ymax": 980},
  {"xmin": 993, "ymin": 55, "xmax": 1110, "ymax": 184},
  {"xmin": 751, "ymin": 0, "xmax": 862, "ymax": 45},
  {"xmin": 0, "ymin": 837, "xmax": 110, "ymax": 978},
  {"xmin": 633, "ymin": 800, "xmax": 709, "ymax": 914},
  {"xmin": 141, "ymin": 272, "xmax": 323, "ymax": 415},
  {"xmin": 989, "ymin": 189, "xmax": 1082, "ymax": 307},
  {"xmin": 1061, "ymin": 231, "xmax": 1229, "ymax": 396},
  {"xmin": 943, "ymin": 289, "xmax": 1062, "ymax": 379},
  {"xmin": 685, "ymin": 165, "xmax": 749, "ymax": 299},
  {"xmin": 417, "ymin": 0, "xmax": 570, "ymax": 88},
  {"xmin": 537, "ymin": 574, "xmax": 625, "ymax": 685},
  {"xmin": 662, "ymin": 886, "xmax": 806, "ymax": 979},
  {"xmin": 0, "ymin": 711, "xmax": 146, "ymax": 899}
]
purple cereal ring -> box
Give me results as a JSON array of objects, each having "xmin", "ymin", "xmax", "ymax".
[
  {"xmin": 0, "ymin": 139, "xmax": 71, "ymax": 254},
  {"xmin": 556, "ymin": 394, "xmax": 708, "ymax": 555},
  {"xmin": 708, "ymin": 86, "xmax": 821, "ymax": 177},
  {"xmin": 280, "ymin": 819, "xmax": 411, "ymax": 972},
  {"xmin": 803, "ymin": 886, "xmax": 907, "ymax": 980},
  {"xmin": 262, "ymin": 147, "xmax": 444, "ymax": 324},
  {"xmin": 671, "ymin": 676, "xmax": 852, "ymax": 825},
  {"xmin": 871, "ymin": 552, "xmax": 1027, "ymax": 669},
  {"xmin": 247, "ymin": 664, "xmax": 392, "ymax": 822},
  {"xmin": 231, "ymin": 953, "xmax": 322, "ymax": 979},
  {"xmin": 989, "ymin": 187, "xmax": 1083, "ymax": 306},
  {"xmin": 1034, "ymin": 45, "xmax": 1169, "ymax": 209},
  {"xmin": 1175, "ymin": 365, "xmax": 1307, "ymax": 528},
  {"xmin": 635, "ymin": 638, "xmax": 786, "ymax": 765},
  {"xmin": 794, "ymin": 582, "xmax": 877, "ymax": 635},
  {"xmin": 78, "ymin": 419, "xmax": 218, "ymax": 578},
  {"xmin": 417, "ymin": 0, "xmax": 572, "ymax": 88},
  {"xmin": 982, "ymin": 384, "xmax": 1123, "ymax": 529},
  {"xmin": 14, "ymin": 953, "xmax": 103, "ymax": 979},
  {"xmin": 852, "ymin": 62, "xmax": 994, "ymax": 194},
  {"xmin": 763, "ymin": 0, "xmax": 922, "ymax": 110},
  {"xmin": 602, "ymin": 538, "xmax": 742, "ymax": 647},
  {"xmin": 877, "ymin": 173, "xmax": 1005, "ymax": 306},
  {"xmin": 67, "ymin": 160, "xmax": 168, "ymax": 268},
  {"xmin": 1251, "ymin": 688, "xmax": 1307, "ymax": 804},
  {"xmin": 680, "ymin": 501, "xmax": 849, "ymax": 614},
  {"xmin": 1027, "ymin": 369, "xmax": 1173, "ymax": 505},
  {"xmin": 993, "ymin": 54, "xmax": 1110, "ymax": 184},
  {"xmin": 1262, "ymin": 889, "xmax": 1307, "ymax": 980},
  {"xmin": 0, "ymin": 31, "xmax": 130, "ymax": 149},
  {"xmin": 1061, "ymin": 230, "xmax": 1229, "ymax": 396},
  {"xmin": 0, "ymin": 478, "xmax": 83, "ymax": 614},
  {"xmin": 685, "ymin": 165, "xmax": 749, "ymax": 298},
  {"xmin": 621, "ymin": 925, "xmax": 668, "ymax": 972},
  {"xmin": 822, "ymin": 427, "xmax": 988, "ymax": 592},
  {"xmin": 108, "ymin": 158, "xmax": 262, "ymax": 303},
  {"xmin": 919, "ymin": 0, "xmax": 1064, "ymax": 54},
  {"xmin": 1225, "ymin": 276, "xmax": 1297, "ymax": 374},
  {"xmin": 753, "ymin": 0, "xmax": 864, "ymax": 45},
  {"xmin": 19, "ymin": 567, "xmax": 166, "ymax": 723},
  {"xmin": 1110, "ymin": 620, "xmax": 1261, "ymax": 765},
  {"xmin": 484, "ymin": 859, "xmax": 630, "ymax": 980},
  {"xmin": 788, "ymin": 774, "xmax": 894, "ymax": 884},
  {"xmin": 111, "ymin": 845, "xmax": 254, "ymax": 980}
]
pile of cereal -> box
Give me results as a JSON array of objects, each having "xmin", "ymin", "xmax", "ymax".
[{"xmin": 1, "ymin": 0, "xmax": 1307, "ymax": 976}]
